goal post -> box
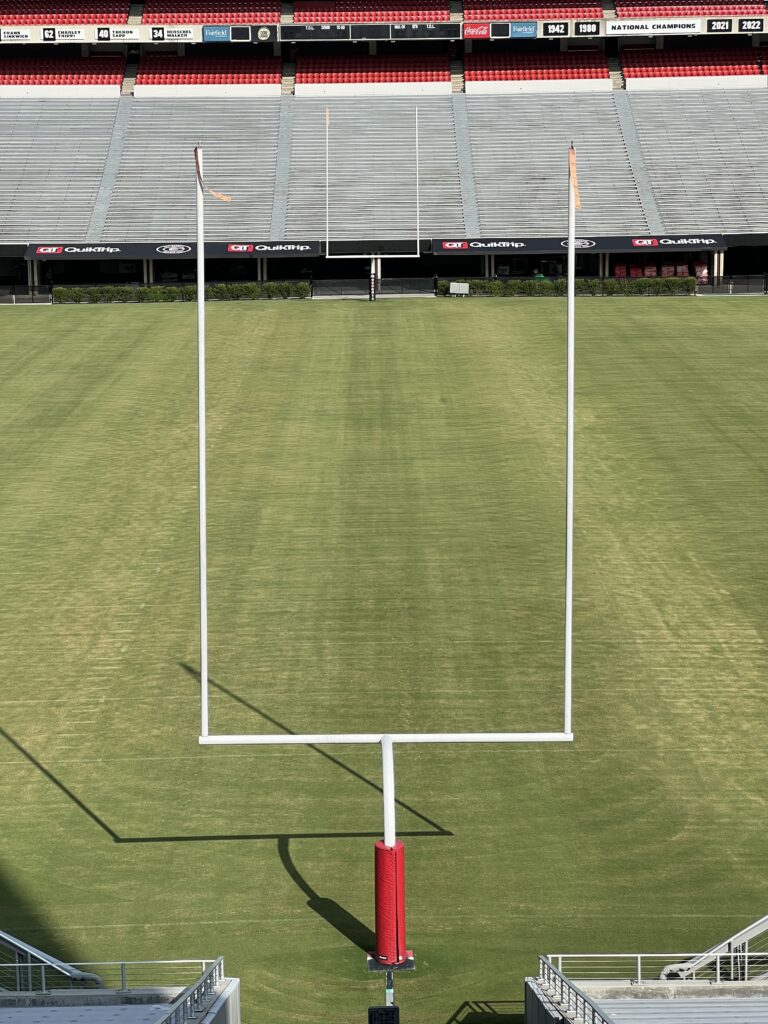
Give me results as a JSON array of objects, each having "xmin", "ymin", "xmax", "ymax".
[{"xmin": 192, "ymin": 142, "xmax": 580, "ymax": 1009}]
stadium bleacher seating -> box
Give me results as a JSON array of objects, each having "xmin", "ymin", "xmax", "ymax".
[
  {"xmin": 293, "ymin": 0, "xmax": 450, "ymax": 21},
  {"xmin": 462, "ymin": 1, "xmax": 603, "ymax": 21},
  {"xmin": 296, "ymin": 54, "xmax": 449, "ymax": 81},
  {"xmin": 135, "ymin": 53, "xmax": 282, "ymax": 89},
  {"xmin": 0, "ymin": 56, "xmax": 124, "ymax": 86},
  {"xmin": 614, "ymin": 0, "xmax": 766, "ymax": 15},
  {"xmin": 0, "ymin": 1, "xmax": 128, "ymax": 23},
  {"xmin": 465, "ymin": 48, "xmax": 610, "ymax": 90},
  {"xmin": 142, "ymin": 0, "xmax": 281, "ymax": 23},
  {"xmin": 620, "ymin": 47, "xmax": 762, "ymax": 78},
  {"xmin": 295, "ymin": 53, "xmax": 451, "ymax": 93}
]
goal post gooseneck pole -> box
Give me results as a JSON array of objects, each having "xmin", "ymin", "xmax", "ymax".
[
  {"xmin": 195, "ymin": 145, "xmax": 209, "ymax": 739},
  {"xmin": 380, "ymin": 735, "xmax": 399, "ymax": 1007}
]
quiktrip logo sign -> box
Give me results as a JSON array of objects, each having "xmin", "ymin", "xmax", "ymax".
[
  {"xmin": 437, "ymin": 239, "xmax": 526, "ymax": 251},
  {"xmin": 631, "ymin": 236, "xmax": 720, "ymax": 247}
]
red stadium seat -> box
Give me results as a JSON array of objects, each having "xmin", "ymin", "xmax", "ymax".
[
  {"xmin": 0, "ymin": 56, "xmax": 124, "ymax": 83},
  {"xmin": 295, "ymin": 52, "xmax": 450, "ymax": 81},
  {"xmin": 135, "ymin": 54, "xmax": 282, "ymax": 84},
  {"xmin": 142, "ymin": 0, "xmax": 281, "ymax": 24},
  {"xmin": 0, "ymin": 1, "xmax": 129, "ymax": 23},
  {"xmin": 464, "ymin": 47, "xmax": 609, "ymax": 80}
]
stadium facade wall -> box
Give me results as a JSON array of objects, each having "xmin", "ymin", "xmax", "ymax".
[
  {"xmin": 294, "ymin": 82, "xmax": 453, "ymax": 96},
  {"xmin": 134, "ymin": 84, "xmax": 282, "ymax": 97},
  {"xmin": 0, "ymin": 85, "xmax": 120, "ymax": 98},
  {"xmin": 465, "ymin": 79, "xmax": 613, "ymax": 93},
  {"xmin": 625, "ymin": 75, "xmax": 766, "ymax": 91}
]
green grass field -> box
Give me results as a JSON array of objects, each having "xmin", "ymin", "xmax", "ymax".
[{"xmin": 1, "ymin": 297, "xmax": 767, "ymax": 1024}]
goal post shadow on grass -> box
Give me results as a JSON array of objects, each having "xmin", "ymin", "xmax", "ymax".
[{"xmin": 193, "ymin": 143, "xmax": 581, "ymax": 1015}]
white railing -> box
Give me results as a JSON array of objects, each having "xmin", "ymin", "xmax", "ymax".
[
  {"xmin": 660, "ymin": 914, "xmax": 768, "ymax": 980},
  {"xmin": 548, "ymin": 951, "xmax": 768, "ymax": 984},
  {"xmin": 0, "ymin": 930, "xmax": 102, "ymax": 991},
  {"xmin": 155, "ymin": 957, "xmax": 226, "ymax": 1024},
  {"xmin": 0, "ymin": 957, "xmax": 216, "ymax": 994},
  {"xmin": 538, "ymin": 956, "xmax": 618, "ymax": 1024}
]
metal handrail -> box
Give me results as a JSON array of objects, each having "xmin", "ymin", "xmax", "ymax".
[
  {"xmin": 0, "ymin": 956, "xmax": 219, "ymax": 994},
  {"xmin": 547, "ymin": 950, "xmax": 768, "ymax": 984},
  {"xmin": 661, "ymin": 915, "xmax": 768, "ymax": 980},
  {"xmin": 0, "ymin": 930, "xmax": 102, "ymax": 989},
  {"xmin": 154, "ymin": 957, "xmax": 226, "ymax": 1024},
  {"xmin": 538, "ymin": 956, "xmax": 619, "ymax": 1024}
]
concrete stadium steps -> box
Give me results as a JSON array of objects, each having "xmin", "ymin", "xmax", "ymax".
[
  {"xmin": 4, "ymin": 90, "xmax": 768, "ymax": 243},
  {"xmin": 284, "ymin": 97, "xmax": 466, "ymax": 240},
  {"xmin": 102, "ymin": 97, "xmax": 281, "ymax": 241},
  {"xmin": 0, "ymin": 99, "xmax": 118, "ymax": 242},
  {"xmin": 629, "ymin": 89, "xmax": 768, "ymax": 234},
  {"xmin": 464, "ymin": 92, "xmax": 649, "ymax": 235}
]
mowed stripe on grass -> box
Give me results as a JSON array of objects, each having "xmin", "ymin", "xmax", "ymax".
[{"xmin": 0, "ymin": 299, "xmax": 766, "ymax": 1024}]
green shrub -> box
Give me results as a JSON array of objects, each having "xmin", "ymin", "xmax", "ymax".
[
  {"xmin": 51, "ymin": 281, "xmax": 312, "ymax": 304},
  {"xmin": 438, "ymin": 276, "xmax": 697, "ymax": 298}
]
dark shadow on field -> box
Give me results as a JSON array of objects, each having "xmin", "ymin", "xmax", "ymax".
[
  {"xmin": 445, "ymin": 1001, "xmax": 523, "ymax": 1024},
  {"xmin": 0, "ymin": 726, "xmax": 119, "ymax": 842},
  {"xmin": 178, "ymin": 661, "xmax": 452, "ymax": 836},
  {"xmin": 0, "ymin": 686, "xmax": 451, "ymax": 842},
  {"xmin": 0, "ymin": 865, "xmax": 83, "ymax": 969},
  {"xmin": 278, "ymin": 836, "xmax": 376, "ymax": 953}
]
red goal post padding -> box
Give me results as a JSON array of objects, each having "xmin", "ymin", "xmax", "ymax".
[{"xmin": 374, "ymin": 840, "xmax": 406, "ymax": 965}]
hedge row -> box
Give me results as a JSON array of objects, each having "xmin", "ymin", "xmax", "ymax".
[
  {"xmin": 52, "ymin": 281, "xmax": 311, "ymax": 304},
  {"xmin": 437, "ymin": 277, "xmax": 697, "ymax": 297}
]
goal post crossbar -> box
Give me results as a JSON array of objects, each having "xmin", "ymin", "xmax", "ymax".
[{"xmin": 199, "ymin": 733, "xmax": 573, "ymax": 745}]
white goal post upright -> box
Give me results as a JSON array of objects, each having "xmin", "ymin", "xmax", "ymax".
[
  {"xmin": 194, "ymin": 146, "xmax": 231, "ymax": 740},
  {"xmin": 196, "ymin": 146, "xmax": 210, "ymax": 738},
  {"xmin": 564, "ymin": 143, "xmax": 579, "ymax": 737}
]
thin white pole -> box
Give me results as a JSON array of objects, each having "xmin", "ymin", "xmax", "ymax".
[
  {"xmin": 415, "ymin": 107, "xmax": 420, "ymax": 257},
  {"xmin": 381, "ymin": 735, "xmax": 397, "ymax": 847},
  {"xmin": 564, "ymin": 146, "xmax": 576, "ymax": 737},
  {"xmin": 195, "ymin": 146, "xmax": 209, "ymax": 738},
  {"xmin": 325, "ymin": 107, "xmax": 330, "ymax": 257}
]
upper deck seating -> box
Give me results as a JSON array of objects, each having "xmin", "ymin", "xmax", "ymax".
[
  {"xmin": 463, "ymin": 1, "xmax": 603, "ymax": 20},
  {"xmin": 136, "ymin": 54, "xmax": 282, "ymax": 83},
  {"xmin": 465, "ymin": 48, "xmax": 610, "ymax": 79},
  {"xmin": 0, "ymin": 1, "xmax": 128, "ymax": 23},
  {"xmin": 142, "ymin": 0, "xmax": 281, "ymax": 23},
  {"xmin": 296, "ymin": 53, "xmax": 450, "ymax": 80},
  {"xmin": 293, "ymin": 0, "xmax": 450, "ymax": 20},
  {"xmin": 615, "ymin": 0, "xmax": 765, "ymax": 15},
  {"xmin": 620, "ymin": 46, "xmax": 761, "ymax": 77},
  {"xmin": 0, "ymin": 56, "xmax": 124, "ymax": 84}
]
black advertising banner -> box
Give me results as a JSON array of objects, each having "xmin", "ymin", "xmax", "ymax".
[
  {"xmin": 738, "ymin": 16, "xmax": 764, "ymax": 30},
  {"xmin": 0, "ymin": 243, "xmax": 28, "ymax": 257},
  {"xmin": 574, "ymin": 19, "xmax": 601, "ymax": 34},
  {"xmin": 350, "ymin": 24, "xmax": 391, "ymax": 38},
  {"xmin": 280, "ymin": 23, "xmax": 351, "ymax": 39},
  {"xmin": 27, "ymin": 241, "xmax": 321, "ymax": 260},
  {"xmin": 432, "ymin": 235, "xmax": 726, "ymax": 255},
  {"xmin": 390, "ymin": 21, "xmax": 461, "ymax": 37}
]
